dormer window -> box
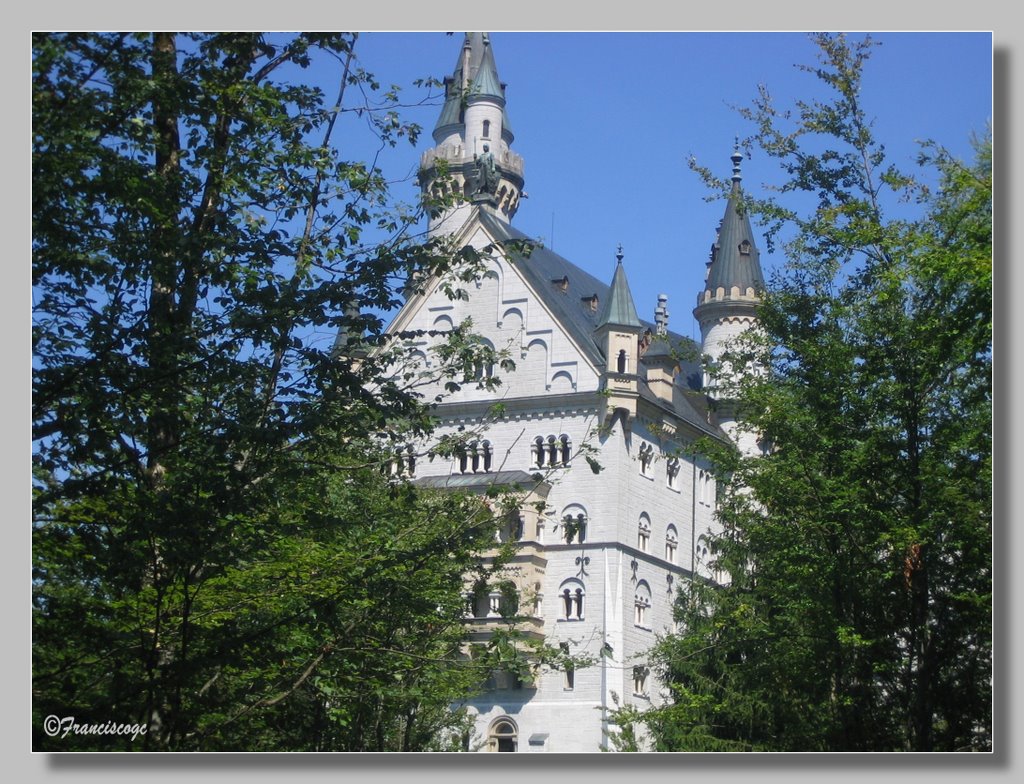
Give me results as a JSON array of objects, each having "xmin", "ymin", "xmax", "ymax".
[
  {"xmin": 482, "ymin": 119, "xmax": 491, "ymax": 138},
  {"xmin": 739, "ymin": 239, "xmax": 752, "ymax": 256}
]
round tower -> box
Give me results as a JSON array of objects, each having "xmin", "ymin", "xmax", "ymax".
[
  {"xmin": 693, "ymin": 142, "xmax": 765, "ymax": 456},
  {"xmin": 419, "ymin": 33, "xmax": 525, "ymax": 237}
]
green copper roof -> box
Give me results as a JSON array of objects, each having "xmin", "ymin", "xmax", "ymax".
[
  {"xmin": 468, "ymin": 35, "xmax": 504, "ymax": 102},
  {"xmin": 596, "ymin": 254, "xmax": 642, "ymax": 329},
  {"xmin": 704, "ymin": 145, "xmax": 765, "ymax": 296},
  {"xmin": 434, "ymin": 33, "xmax": 512, "ymax": 139}
]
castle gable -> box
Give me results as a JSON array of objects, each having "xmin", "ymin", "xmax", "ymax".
[{"xmin": 383, "ymin": 213, "xmax": 603, "ymax": 403}]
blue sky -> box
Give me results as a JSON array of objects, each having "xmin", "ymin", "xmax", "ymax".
[{"xmin": 335, "ymin": 31, "xmax": 992, "ymax": 342}]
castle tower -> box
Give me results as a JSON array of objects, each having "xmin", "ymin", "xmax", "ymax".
[
  {"xmin": 594, "ymin": 246, "xmax": 644, "ymax": 431},
  {"xmin": 419, "ymin": 33, "xmax": 525, "ymax": 237},
  {"xmin": 693, "ymin": 142, "xmax": 766, "ymax": 456}
]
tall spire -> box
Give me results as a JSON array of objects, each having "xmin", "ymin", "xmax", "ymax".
[
  {"xmin": 468, "ymin": 34, "xmax": 504, "ymax": 103},
  {"xmin": 420, "ymin": 33, "xmax": 524, "ymax": 235},
  {"xmin": 594, "ymin": 246, "xmax": 644, "ymax": 431},
  {"xmin": 692, "ymin": 142, "xmax": 766, "ymax": 457},
  {"xmin": 700, "ymin": 139, "xmax": 765, "ymax": 301}
]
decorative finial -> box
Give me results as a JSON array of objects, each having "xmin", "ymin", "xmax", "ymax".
[
  {"xmin": 731, "ymin": 136, "xmax": 743, "ymax": 185},
  {"xmin": 616, "ymin": 244, "xmax": 624, "ymax": 264}
]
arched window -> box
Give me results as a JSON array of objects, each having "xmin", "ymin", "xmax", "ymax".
[
  {"xmin": 531, "ymin": 434, "xmax": 572, "ymax": 468},
  {"xmin": 617, "ymin": 349, "xmax": 627, "ymax": 373},
  {"xmin": 558, "ymin": 578, "xmax": 585, "ymax": 620},
  {"xmin": 531, "ymin": 436, "xmax": 545, "ymax": 468},
  {"xmin": 559, "ymin": 434, "xmax": 572, "ymax": 465},
  {"xmin": 634, "ymin": 581, "xmax": 652, "ymax": 628},
  {"xmin": 665, "ymin": 525, "xmax": 678, "ymax": 564},
  {"xmin": 482, "ymin": 119, "xmax": 491, "ymax": 138},
  {"xmin": 637, "ymin": 514, "xmax": 651, "ymax": 552},
  {"xmin": 562, "ymin": 512, "xmax": 586, "ymax": 544},
  {"xmin": 488, "ymin": 717, "xmax": 518, "ymax": 752}
]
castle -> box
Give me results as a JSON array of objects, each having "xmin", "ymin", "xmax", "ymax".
[{"xmin": 386, "ymin": 32, "xmax": 765, "ymax": 752}]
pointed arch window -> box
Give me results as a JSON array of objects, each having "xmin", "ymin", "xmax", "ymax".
[{"xmin": 617, "ymin": 349, "xmax": 627, "ymax": 373}]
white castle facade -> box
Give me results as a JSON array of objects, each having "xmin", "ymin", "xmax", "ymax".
[{"xmin": 382, "ymin": 33, "xmax": 766, "ymax": 752}]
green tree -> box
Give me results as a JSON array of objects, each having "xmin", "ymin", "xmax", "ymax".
[
  {"xmin": 639, "ymin": 33, "xmax": 991, "ymax": 752},
  {"xmin": 33, "ymin": 31, "xmax": 521, "ymax": 751}
]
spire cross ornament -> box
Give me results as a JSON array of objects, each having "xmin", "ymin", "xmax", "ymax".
[{"xmin": 616, "ymin": 244, "xmax": 624, "ymax": 264}]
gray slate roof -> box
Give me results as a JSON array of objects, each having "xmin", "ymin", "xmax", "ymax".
[
  {"xmin": 476, "ymin": 211, "xmax": 723, "ymax": 439},
  {"xmin": 703, "ymin": 152, "xmax": 765, "ymax": 297}
]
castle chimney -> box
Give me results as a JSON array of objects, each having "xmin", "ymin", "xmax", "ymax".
[{"xmin": 654, "ymin": 294, "xmax": 669, "ymax": 336}]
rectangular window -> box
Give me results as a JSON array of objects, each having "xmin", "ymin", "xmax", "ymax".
[{"xmin": 561, "ymin": 642, "xmax": 575, "ymax": 690}]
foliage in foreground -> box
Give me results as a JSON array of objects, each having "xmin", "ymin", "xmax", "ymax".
[
  {"xmin": 32, "ymin": 31, "xmax": 529, "ymax": 750},
  {"xmin": 628, "ymin": 34, "xmax": 991, "ymax": 752}
]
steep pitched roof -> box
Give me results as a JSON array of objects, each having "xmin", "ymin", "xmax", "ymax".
[
  {"xmin": 703, "ymin": 146, "xmax": 765, "ymax": 297},
  {"xmin": 468, "ymin": 34, "xmax": 504, "ymax": 102},
  {"xmin": 433, "ymin": 33, "xmax": 514, "ymax": 140},
  {"xmin": 475, "ymin": 211, "xmax": 723, "ymax": 438},
  {"xmin": 596, "ymin": 258, "xmax": 642, "ymax": 329}
]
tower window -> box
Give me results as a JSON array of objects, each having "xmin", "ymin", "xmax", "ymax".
[
  {"xmin": 531, "ymin": 434, "xmax": 571, "ymax": 468},
  {"xmin": 637, "ymin": 515, "xmax": 651, "ymax": 552},
  {"xmin": 562, "ymin": 512, "xmax": 586, "ymax": 544},
  {"xmin": 482, "ymin": 119, "xmax": 491, "ymax": 138},
  {"xmin": 617, "ymin": 349, "xmax": 627, "ymax": 373},
  {"xmin": 634, "ymin": 581, "xmax": 652, "ymax": 628},
  {"xmin": 559, "ymin": 579, "xmax": 585, "ymax": 620},
  {"xmin": 665, "ymin": 525, "xmax": 678, "ymax": 564}
]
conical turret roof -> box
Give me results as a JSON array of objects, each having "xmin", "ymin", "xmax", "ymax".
[
  {"xmin": 433, "ymin": 33, "xmax": 513, "ymax": 140},
  {"xmin": 597, "ymin": 249, "xmax": 642, "ymax": 329},
  {"xmin": 468, "ymin": 33, "xmax": 504, "ymax": 102},
  {"xmin": 702, "ymin": 143, "xmax": 765, "ymax": 298}
]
